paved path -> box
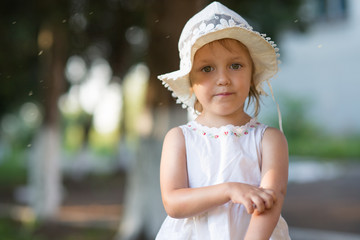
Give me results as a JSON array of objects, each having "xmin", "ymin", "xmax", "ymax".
[
  {"xmin": 290, "ymin": 227, "xmax": 360, "ymax": 240},
  {"xmin": 283, "ymin": 160, "xmax": 360, "ymax": 239},
  {"xmin": 2, "ymin": 159, "xmax": 359, "ymax": 239}
]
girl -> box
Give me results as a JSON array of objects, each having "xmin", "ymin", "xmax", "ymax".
[{"xmin": 156, "ymin": 2, "xmax": 290, "ymax": 239}]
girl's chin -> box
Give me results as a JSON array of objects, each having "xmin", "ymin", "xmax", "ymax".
[{"xmin": 203, "ymin": 108, "xmax": 245, "ymax": 118}]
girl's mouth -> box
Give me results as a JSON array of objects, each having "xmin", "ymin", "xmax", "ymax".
[{"xmin": 215, "ymin": 92, "xmax": 234, "ymax": 96}]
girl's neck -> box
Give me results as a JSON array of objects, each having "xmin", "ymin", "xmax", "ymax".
[{"xmin": 195, "ymin": 111, "xmax": 252, "ymax": 128}]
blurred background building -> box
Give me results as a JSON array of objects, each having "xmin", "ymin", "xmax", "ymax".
[{"xmin": 266, "ymin": 0, "xmax": 360, "ymax": 134}]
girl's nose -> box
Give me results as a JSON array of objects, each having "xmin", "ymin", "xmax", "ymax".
[{"xmin": 216, "ymin": 70, "xmax": 230, "ymax": 86}]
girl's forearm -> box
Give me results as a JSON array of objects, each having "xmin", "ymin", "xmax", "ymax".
[
  {"xmin": 244, "ymin": 192, "xmax": 285, "ymax": 240},
  {"xmin": 162, "ymin": 183, "xmax": 231, "ymax": 219}
]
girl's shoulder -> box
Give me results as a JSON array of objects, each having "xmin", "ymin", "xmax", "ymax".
[
  {"xmin": 262, "ymin": 127, "xmax": 288, "ymax": 151},
  {"xmin": 162, "ymin": 127, "xmax": 187, "ymax": 161},
  {"xmin": 163, "ymin": 126, "xmax": 185, "ymax": 145}
]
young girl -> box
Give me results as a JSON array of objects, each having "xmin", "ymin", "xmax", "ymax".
[{"xmin": 156, "ymin": 2, "xmax": 290, "ymax": 239}]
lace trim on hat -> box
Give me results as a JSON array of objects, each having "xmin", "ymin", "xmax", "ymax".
[{"xmin": 160, "ymin": 76, "xmax": 194, "ymax": 109}]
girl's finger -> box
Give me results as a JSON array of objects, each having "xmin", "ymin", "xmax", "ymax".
[
  {"xmin": 252, "ymin": 196, "xmax": 265, "ymax": 213},
  {"xmin": 261, "ymin": 192, "xmax": 275, "ymax": 209},
  {"xmin": 243, "ymin": 201, "xmax": 254, "ymax": 214},
  {"xmin": 263, "ymin": 188, "xmax": 277, "ymax": 202}
]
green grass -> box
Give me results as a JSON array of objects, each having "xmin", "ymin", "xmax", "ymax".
[{"xmin": 288, "ymin": 135, "xmax": 360, "ymax": 160}]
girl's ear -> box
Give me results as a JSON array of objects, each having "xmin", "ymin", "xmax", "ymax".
[
  {"xmin": 189, "ymin": 75, "xmax": 202, "ymax": 112},
  {"xmin": 194, "ymin": 99, "xmax": 203, "ymax": 113}
]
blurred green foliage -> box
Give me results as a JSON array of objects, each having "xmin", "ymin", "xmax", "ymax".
[
  {"xmin": 0, "ymin": 149, "xmax": 27, "ymax": 187},
  {"xmin": 270, "ymin": 95, "xmax": 360, "ymax": 160},
  {"xmin": 290, "ymin": 136, "xmax": 360, "ymax": 159},
  {"xmin": 0, "ymin": 218, "xmax": 42, "ymax": 240},
  {"xmin": 0, "ymin": 217, "xmax": 116, "ymax": 240}
]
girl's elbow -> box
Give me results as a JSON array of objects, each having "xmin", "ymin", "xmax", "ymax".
[
  {"xmin": 165, "ymin": 208, "xmax": 182, "ymax": 219},
  {"xmin": 164, "ymin": 204, "xmax": 185, "ymax": 219},
  {"xmin": 162, "ymin": 196, "xmax": 184, "ymax": 219}
]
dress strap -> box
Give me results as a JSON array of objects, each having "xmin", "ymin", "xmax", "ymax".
[{"xmin": 267, "ymin": 79, "xmax": 283, "ymax": 133}]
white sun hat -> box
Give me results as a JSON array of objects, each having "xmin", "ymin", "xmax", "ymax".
[{"xmin": 158, "ymin": 1, "xmax": 281, "ymax": 120}]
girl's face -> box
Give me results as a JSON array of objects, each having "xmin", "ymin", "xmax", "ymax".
[{"xmin": 190, "ymin": 39, "xmax": 253, "ymax": 118}]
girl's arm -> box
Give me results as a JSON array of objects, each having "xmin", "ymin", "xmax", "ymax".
[
  {"xmin": 160, "ymin": 127, "xmax": 275, "ymax": 219},
  {"xmin": 244, "ymin": 127, "xmax": 289, "ymax": 240}
]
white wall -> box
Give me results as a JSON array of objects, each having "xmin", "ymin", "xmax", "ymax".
[{"xmin": 261, "ymin": 0, "xmax": 360, "ymax": 134}]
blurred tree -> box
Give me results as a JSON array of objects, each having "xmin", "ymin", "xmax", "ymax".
[
  {"xmin": 30, "ymin": 23, "xmax": 65, "ymax": 218},
  {"xmin": 116, "ymin": 1, "xmax": 205, "ymax": 239},
  {"xmin": 27, "ymin": 0, "xmax": 69, "ymax": 220},
  {"xmin": 0, "ymin": 0, "xmax": 69, "ymax": 219}
]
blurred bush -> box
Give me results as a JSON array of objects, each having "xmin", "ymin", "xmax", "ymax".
[{"xmin": 268, "ymin": 95, "xmax": 360, "ymax": 160}]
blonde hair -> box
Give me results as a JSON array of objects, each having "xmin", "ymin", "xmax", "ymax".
[{"xmin": 190, "ymin": 38, "xmax": 261, "ymax": 117}]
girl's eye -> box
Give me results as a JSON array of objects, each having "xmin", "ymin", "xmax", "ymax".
[
  {"xmin": 230, "ymin": 63, "xmax": 242, "ymax": 70},
  {"xmin": 201, "ymin": 66, "xmax": 213, "ymax": 73}
]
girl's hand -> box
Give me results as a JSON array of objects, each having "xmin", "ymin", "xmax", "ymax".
[{"xmin": 227, "ymin": 182, "xmax": 276, "ymax": 214}]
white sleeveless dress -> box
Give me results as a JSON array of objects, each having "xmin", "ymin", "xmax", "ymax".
[{"xmin": 156, "ymin": 119, "xmax": 291, "ymax": 240}]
